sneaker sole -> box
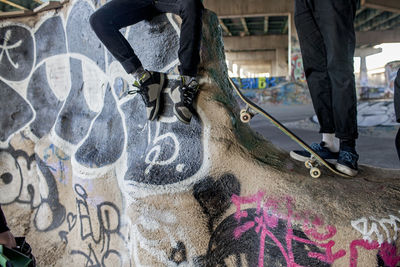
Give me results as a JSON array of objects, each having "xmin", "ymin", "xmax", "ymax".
[
  {"xmin": 173, "ymin": 107, "xmax": 190, "ymax": 124},
  {"xmin": 335, "ymin": 163, "xmax": 358, "ymax": 177},
  {"xmin": 289, "ymin": 151, "xmax": 310, "ymax": 162},
  {"xmin": 289, "ymin": 151, "xmax": 337, "ymax": 164},
  {"xmin": 149, "ymin": 73, "xmax": 165, "ymax": 121}
]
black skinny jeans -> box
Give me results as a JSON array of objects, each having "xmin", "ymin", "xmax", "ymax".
[
  {"xmin": 0, "ymin": 206, "xmax": 9, "ymax": 233},
  {"xmin": 295, "ymin": 0, "xmax": 358, "ymax": 140},
  {"xmin": 90, "ymin": 0, "xmax": 203, "ymax": 77},
  {"xmin": 394, "ymin": 69, "xmax": 400, "ymax": 160}
]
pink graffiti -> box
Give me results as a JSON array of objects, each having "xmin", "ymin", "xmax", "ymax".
[
  {"xmin": 350, "ymin": 240, "xmax": 380, "ymax": 267},
  {"xmin": 350, "ymin": 240, "xmax": 400, "ymax": 267},
  {"xmin": 379, "ymin": 242, "xmax": 400, "ymax": 267},
  {"xmin": 231, "ymin": 192, "xmax": 345, "ymax": 267}
]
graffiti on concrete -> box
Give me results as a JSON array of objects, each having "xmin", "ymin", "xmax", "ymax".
[
  {"xmin": 351, "ymin": 213, "xmax": 400, "ymax": 245},
  {"xmin": 0, "ymin": 79, "xmax": 34, "ymax": 142},
  {"xmin": 385, "ymin": 61, "xmax": 400, "ymax": 94},
  {"xmin": 121, "ymin": 81, "xmax": 203, "ymax": 186},
  {"xmin": 230, "ymin": 191, "xmax": 343, "ymax": 266},
  {"xmin": 129, "ymin": 204, "xmax": 197, "ymax": 266},
  {"xmin": 234, "ymin": 81, "xmax": 311, "ymax": 106},
  {"xmin": 349, "ymin": 239, "xmax": 400, "ymax": 267},
  {"xmin": 359, "ymin": 86, "xmax": 390, "ymax": 100},
  {"xmin": 0, "ymin": 25, "xmax": 34, "ymax": 81},
  {"xmin": 69, "ymin": 184, "xmax": 126, "ymax": 267},
  {"xmin": 193, "ymin": 173, "xmax": 241, "ymax": 233},
  {"xmin": 0, "ymin": 144, "xmax": 66, "ymax": 232},
  {"xmin": 291, "ymin": 47, "xmax": 305, "ymax": 82},
  {"xmin": 357, "ymin": 101, "xmax": 397, "ymax": 127},
  {"xmin": 198, "ymin": 191, "xmax": 400, "ymax": 267},
  {"xmin": 231, "ymin": 77, "xmax": 286, "ymax": 90},
  {"xmin": 312, "ymin": 100, "xmax": 397, "ymax": 127},
  {"xmin": 0, "ymin": 0, "xmax": 209, "ymax": 198}
]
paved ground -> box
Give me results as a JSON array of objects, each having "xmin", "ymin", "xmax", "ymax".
[{"xmin": 248, "ymin": 104, "xmax": 400, "ymax": 170}]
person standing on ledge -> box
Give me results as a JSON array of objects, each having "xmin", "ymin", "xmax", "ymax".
[
  {"xmin": 394, "ymin": 69, "xmax": 400, "ymax": 161},
  {"xmin": 90, "ymin": 0, "xmax": 203, "ymax": 124},
  {"xmin": 0, "ymin": 205, "xmax": 16, "ymax": 249},
  {"xmin": 290, "ymin": 0, "xmax": 360, "ymax": 176}
]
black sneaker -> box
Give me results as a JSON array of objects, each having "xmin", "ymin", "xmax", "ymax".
[
  {"xmin": 290, "ymin": 142, "xmax": 339, "ymax": 163},
  {"xmin": 336, "ymin": 149, "xmax": 359, "ymax": 176},
  {"xmin": 171, "ymin": 77, "xmax": 199, "ymax": 124},
  {"xmin": 128, "ymin": 71, "xmax": 165, "ymax": 121}
]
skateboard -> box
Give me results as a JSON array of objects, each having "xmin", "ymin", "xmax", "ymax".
[{"xmin": 229, "ymin": 77, "xmax": 350, "ymax": 179}]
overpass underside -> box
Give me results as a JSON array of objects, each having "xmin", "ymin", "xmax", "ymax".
[{"xmin": 204, "ymin": 0, "xmax": 400, "ymax": 78}]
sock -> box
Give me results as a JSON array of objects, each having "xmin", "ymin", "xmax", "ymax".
[
  {"xmin": 181, "ymin": 75, "xmax": 196, "ymax": 86},
  {"xmin": 340, "ymin": 139, "xmax": 356, "ymax": 152},
  {"xmin": 132, "ymin": 66, "xmax": 148, "ymax": 82},
  {"xmin": 322, "ymin": 133, "xmax": 339, "ymax": 153}
]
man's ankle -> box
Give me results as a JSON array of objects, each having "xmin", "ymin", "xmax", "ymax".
[{"xmin": 340, "ymin": 139, "xmax": 356, "ymax": 153}]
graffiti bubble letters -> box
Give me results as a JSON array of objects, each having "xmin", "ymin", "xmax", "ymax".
[
  {"xmin": 0, "ymin": 25, "xmax": 34, "ymax": 81},
  {"xmin": 351, "ymin": 213, "xmax": 400, "ymax": 244},
  {"xmin": 231, "ymin": 192, "xmax": 346, "ymax": 267},
  {"xmin": 0, "ymin": 30, "xmax": 22, "ymax": 69}
]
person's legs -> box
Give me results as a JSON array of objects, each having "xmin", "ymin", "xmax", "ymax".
[
  {"xmin": 294, "ymin": 0, "xmax": 336, "ymax": 137},
  {"xmin": 165, "ymin": 0, "xmax": 203, "ymax": 124},
  {"xmin": 290, "ymin": 0, "xmax": 340, "ymax": 162},
  {"xmin": 89, "ymin": 0, "xmax": 155, "ymax": 74},
  {"xmin": 177, "ymin": 0, "xmax": 203, "ymax": 77},
  {"xmin": 313, "ymin": 0, "xmax": 358, "ymax": 141},
  {"xmin": 90, "ymin": 0, "xmax": 166, "ymax": 121},
  {"xmin": 394, "ymin": 69, "xmax": 400, "ymax": 160},
  {"xmin": 312, "ymin": 0, "xmax": 359, "ymax": 176},
  {"xmin": 0, "ymin": 206, "xmax": 15, "ymax": 248}
]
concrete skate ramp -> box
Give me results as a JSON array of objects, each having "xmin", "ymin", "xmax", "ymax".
[{"xmin": 0, "ymin": 1, "xmax": 400, "ymax": 266}]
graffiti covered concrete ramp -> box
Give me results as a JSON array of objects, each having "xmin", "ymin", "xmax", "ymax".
[{"xmin": 1, "ymin": 2, "xmax": 400, "ymax": 266}]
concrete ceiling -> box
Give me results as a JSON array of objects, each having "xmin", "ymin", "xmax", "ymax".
[
  {"xmin": 204, "ymin": 0, "xmax": 400, "ymax": 44},
  {"xmin": 204, "ymin": 0, "xmax": 400, "ymax": 76}
]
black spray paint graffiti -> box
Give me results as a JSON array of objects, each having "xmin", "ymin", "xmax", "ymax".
[
  {"xmin": 0, "ymin": 144, "xmax": 66, "ymax": 232},
  {"xmin": 62, "ymin": 184, "xmax": 126, "ymax": 267},
  {"xmin": 197, "ymin": 208, "xmax": 330, "ymax": 267},
  {"xmin": 193, "ymin": 173, "xmax": 241, "ymax": 233},
  {"xmin": 169, "ymin": 241, "xmax": 187, "ymax": 265},
  {"xmin": 0, "ymin": 0, "xmax": 205, "ymax": 190}
]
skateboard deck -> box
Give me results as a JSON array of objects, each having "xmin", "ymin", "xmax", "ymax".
[{"xmin": 229, "ymin": 77, "xmax": 351, "ymax": 178}]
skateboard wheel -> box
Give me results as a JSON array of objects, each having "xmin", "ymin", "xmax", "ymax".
[
  {"xmin": 305, "ymin": 160, "xmax": 313, "ymax": 169},
  {"xmin": 240, "ymin": 112, "xmax": 251, "ymax": 123},
  {"xmin": 240, "ymin": 109, "xmax": 247, "ymax": 114},
  {"xmin": 310, "ymin": 168, "xmax": 321, "ymax": 178}
]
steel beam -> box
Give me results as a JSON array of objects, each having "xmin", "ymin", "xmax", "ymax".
[
  {"xmin": 360, "ymin": 0, "xmax": 400, "ymax": 13},
  {"xmin": 224, "ymin": 35, "xmax": 288, "ymax": 52},
  {"xmin": 218, "ymin": 19, "xmax": 232, "ymax": 36}
]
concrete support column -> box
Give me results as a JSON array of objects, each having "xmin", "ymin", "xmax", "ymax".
[
  {"xmin": 226, "ymin": 60, "xmax": 233, "ymax": 73},
  {"xmin": 239, "ymin": 68, "xmax": 245, "ymax": 78},
  {"xmin": 360, "ymin": 56, "xmax": 368, "ymax": 86},
  {"xmin": 354, "ymin": 47, "xmax": 383, "ymax": 88},
  {"xmin": 273, "ymin": 48, "xmax": 288, "ymax": 77}
]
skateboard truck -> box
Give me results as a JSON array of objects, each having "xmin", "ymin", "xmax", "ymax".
[
  {"xmin": 240, "ymin": 107, "xmax": 257, "ymax": 123},
  {"xmin": 305, "ymin": 158, "xmax": 322, "ymax": 178}
]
